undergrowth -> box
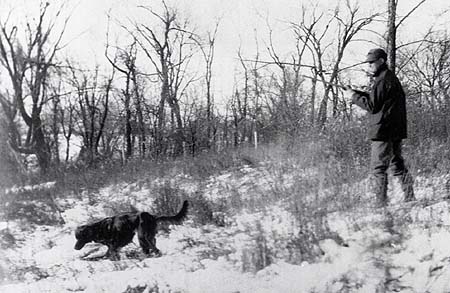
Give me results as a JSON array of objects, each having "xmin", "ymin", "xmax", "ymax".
[{"xmin": 1, "ymin": 126, "xmax": 450, "ymax": 274}]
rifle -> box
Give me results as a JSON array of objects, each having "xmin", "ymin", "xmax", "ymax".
[
  {"xmin": 299, "ymin": 74, "xmax": 351, "ymax": 90},
  {"xmin": 241, "ymin": 59, "xmax": 367, "ymax": 73},
  {"xmin": 241, "ymin": 59, "xmax": 366, "ymax": 90}
]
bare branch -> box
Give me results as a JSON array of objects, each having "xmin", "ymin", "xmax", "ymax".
[{"xmin": 396, "ymin": 0, "xmax": 427, "ymax": 29}]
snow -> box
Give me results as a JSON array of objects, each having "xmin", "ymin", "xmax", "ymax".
[
  {"xmin": 1, "ymin": 167, "xmax": 450, "ymax": 292},
  {"xmin": 5, "ymin": 181, "xmax": 56, "ymax": 195}
]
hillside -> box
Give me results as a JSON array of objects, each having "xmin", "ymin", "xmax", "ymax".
[{"xmin": 1, "ymin": 154, "xmax": 450, "ymax": 292}]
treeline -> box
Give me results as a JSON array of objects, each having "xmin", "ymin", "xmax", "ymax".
[{"xmin": 0, "ymin": 1, "xmax": 449, "ymax": 183}]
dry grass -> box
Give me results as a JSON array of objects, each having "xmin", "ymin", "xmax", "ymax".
[{"xmin": 2, "ymin": 124, "xmax": 450, "ymax": 273}]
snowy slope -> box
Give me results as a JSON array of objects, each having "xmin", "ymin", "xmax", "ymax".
[{"xmin": 1, "ymin": 166, "xmax": 450, "ymax": 293}]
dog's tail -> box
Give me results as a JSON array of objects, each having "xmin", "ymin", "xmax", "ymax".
[{"xmin": 156, "ymin": 200, "xmax": 189, "ymax": 225}]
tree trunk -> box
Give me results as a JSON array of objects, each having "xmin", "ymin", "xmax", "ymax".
[
  {"xmin": 33, "ymin": 116, "xmax": 51, "ymax": 173},
  {"xmin": 310, "ymin": 72, "xmax": 317, "ymax": 126},
  {"xmin": 387, "ymin": 0, "xmax": 397, "ymax": 72},
  {"xmin": 171, "ymin": 102, "xmax": 184, "ymax": 156},
  {"xmin": 317, "ymin": 94, "xmax": 328, "ymax": 127},
  {"xmin": 135, "ymin": 97, "xmax": 146, "ymax": 158},
  {"xmin": 51, "ymin": 97, "xmax": 60, "ymax": 166},
  {"xmin": 132, "ymin": 76, "xmax": 146, "ymax": 158},
  {"xmin": 125, "ymin": 101, "xmax": 133, "ymax": 159},
  {"xmin": 123, "ymin": 74, "xmax": 133, "ymax": 160},
  {"xmin": 162, "ymin": 63, "xmax": 184, "ymax": 156}
]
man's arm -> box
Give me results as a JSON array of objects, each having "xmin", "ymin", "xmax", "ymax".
[
  {"xmin": 351, "ymin": 90, "xmax": 371, "ymax": 112},
  {"xmin": 350, "ymin": 79, "xmax": 388, "ymax": 114}
]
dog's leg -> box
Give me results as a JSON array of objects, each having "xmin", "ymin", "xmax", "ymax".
[
  {"xmin": 105, "ymin": 245, "xmax": 120, "ymax": 260},
  {"xmin": 148, "ymin": 237, "xmax": 161, "ymax": 257},
  {"xmin": 138, "ymin": 227, "xmax": 161, "ymax": 257},
  {"xmin": 137, "ymin": 212, "xmax": 162, "ymax": 257}
]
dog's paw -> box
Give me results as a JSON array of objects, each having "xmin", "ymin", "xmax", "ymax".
[
  {"xmin": 125, "ymin": 250, "xmax": 142, "ymax": 259},
  {"xmin": 105, "ymin": 251, "xmax": 121, "ymax": 261},
  {"xmin": 109, "ymin": 255, "xmax": 121, "ymax": 261},
  {"xmin": 148, "ymin": 249, "xmax": 162, "ymax": 258}
]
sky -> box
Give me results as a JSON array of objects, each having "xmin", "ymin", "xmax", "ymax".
[{"xmin": 0, "ymin": 0, "xmax": 449, "ymax": 102}]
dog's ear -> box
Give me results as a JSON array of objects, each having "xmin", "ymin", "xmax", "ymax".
[
  {"xmin": 75, "ymin": 225, "xmax": 86, "ymax": 238},
  {"xmin": 74, "ymin": 225, "xmax": 90, "ymax": 250}
]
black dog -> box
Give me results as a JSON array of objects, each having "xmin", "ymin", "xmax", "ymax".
[{"xmin": 74, "ymin": 200, "xmax": 188, "ymax": 260}]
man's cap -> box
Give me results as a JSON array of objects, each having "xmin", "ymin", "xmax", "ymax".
[{"xmin": 366, "ymin": 48, "xmax": 387, "ymax": 63}]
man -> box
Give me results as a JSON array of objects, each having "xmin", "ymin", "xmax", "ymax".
[{"xmin": 346, "ymin": 48, "xmax": 415, "ymax": 207}]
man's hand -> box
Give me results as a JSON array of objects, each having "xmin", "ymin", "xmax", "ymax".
[
  {"xmin": 343, "ymin": 86, "xmax": 356, "ymax": 100},
  {"xmin": 342, "ymin": 85, "xmax": 353, "ymax": 91}
]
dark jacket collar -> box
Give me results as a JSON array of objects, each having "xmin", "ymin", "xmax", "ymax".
[{"xmin": 373, "ymin": 63, "xmax": 388, "ymax": 77}]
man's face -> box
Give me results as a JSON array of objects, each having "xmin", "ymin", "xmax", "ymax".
[{"xmin": 367, "ymin": 58, "xmax": 385, "ymax": 75}]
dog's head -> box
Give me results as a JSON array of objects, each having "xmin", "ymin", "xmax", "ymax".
[{"xmin": 74, "ymin": 225, "xmax": 94, "ymax": 250}]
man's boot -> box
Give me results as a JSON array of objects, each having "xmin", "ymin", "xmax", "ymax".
[
  {"xmin": 401, "ymin": 172, "xmax": 416, "ymax": 202},
  {"xmin": 399, "ymin": 171, "xmax": 415, "ymax": 202},
  {"xmin": 372, "ymin": 174, "xmax": 388, "ymax": 208}
]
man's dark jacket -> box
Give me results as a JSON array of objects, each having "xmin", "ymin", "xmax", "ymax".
[{"xmin": 352, "ymin": 63, "xmax": 407, "ymax": 141}]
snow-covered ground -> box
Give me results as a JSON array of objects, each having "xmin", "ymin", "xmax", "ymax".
[{"xmin": 1, "ymin": 166, "xmax": 450, "ymax": 293}]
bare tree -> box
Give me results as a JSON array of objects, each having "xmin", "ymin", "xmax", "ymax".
[
  {"xmin": 230, "ymin": 89, "xmax": 242, "ymax": 147},
  {"xmin": 0, "ymin": 2, "xmax": 69, "ymax": 173},
  {"xmin": 386, "ymin": 0, "xmax": 427, "ymax": 72},
  {"xmin": 60, "ymin": 93, "xmax": 76, "ymax": 163},
  {"xmin": 401, "ymin": 32, "xmax": 450, "ymax": 139},
  {"xmin": 293, "ymin": 2, "xmax": 377, "ymax": 126},
  {"xmin": 67, "ymin": 63, "xmax": 115, "ymax": 166},
  {"xmin": 195, "ymin": 20, "xmax": 220, "ymax": 150},
  {"xmin": 48, "ymin": 79, "xmax": 63, "ymax": 165},
  {"xmin": 264, "ymin": 15, "xmax": 311, "ymax": 134},
  {"xmin": 130, "ymin": 1, "xmax": 197, "ymax": 156},
  {"xmin": 105, "ymin": 39, "xmax": 138, "ymax": 160},
  {"xmin": 236, "ymin": 47, "xmax": 250, "ymax": 143},
  {"xmin": 130, "ymin": 62, "xmax": 148, "ymax": 158}
]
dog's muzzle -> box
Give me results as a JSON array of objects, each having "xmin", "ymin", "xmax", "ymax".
[{"xmin": 74, "ymin": 240, "xmax": 86, "ymax": 250}]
